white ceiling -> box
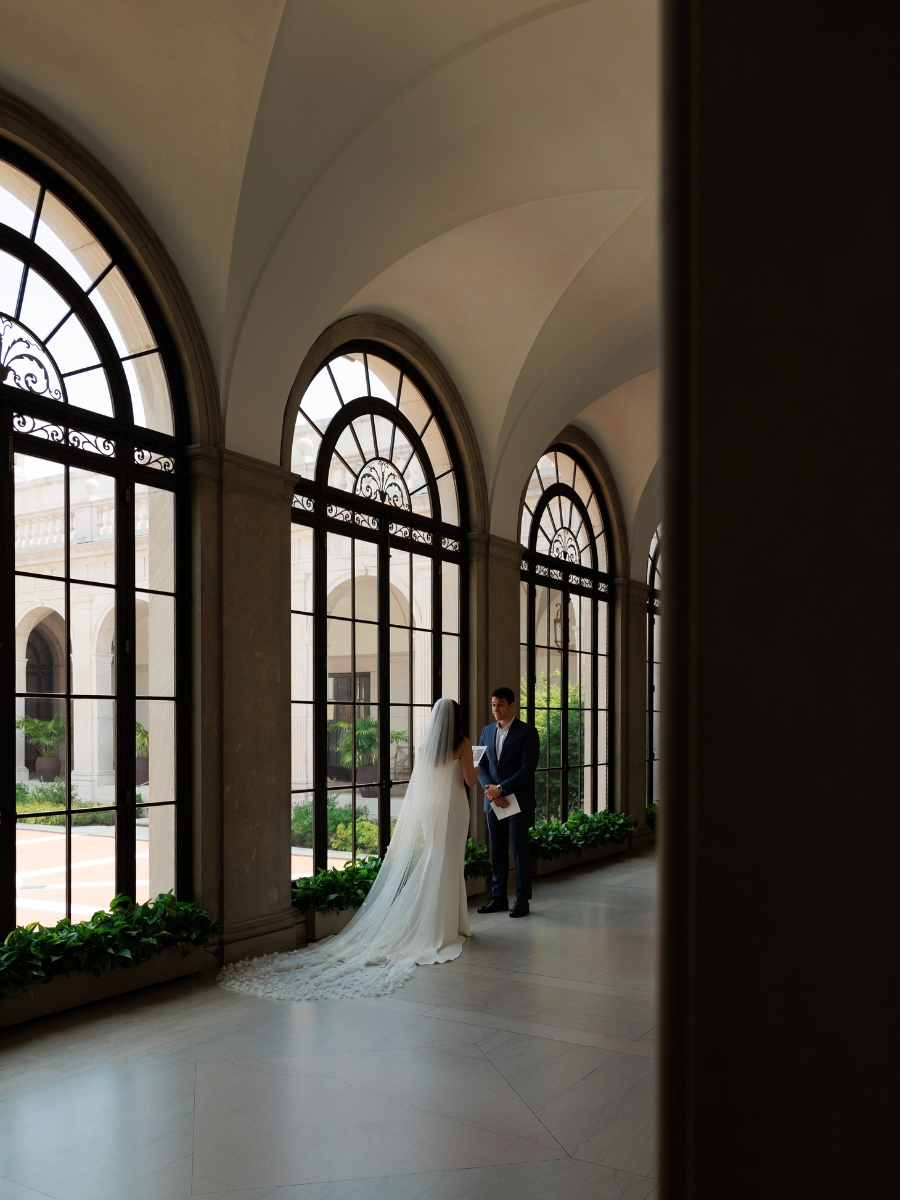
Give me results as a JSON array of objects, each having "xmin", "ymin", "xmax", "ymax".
[{"xmin": 0, "ymin": 0, "xmax": 659, "ymax": 574}]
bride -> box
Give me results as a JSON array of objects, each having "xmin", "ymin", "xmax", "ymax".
[{"xmin": 218, "ymin": 697, "xmax": 480, "ymax": 1001}]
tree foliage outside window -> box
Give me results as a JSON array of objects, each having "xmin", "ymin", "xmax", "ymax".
[{"xmin": 531, "ymin": 673, "xmax": 586, "ymax": 823}]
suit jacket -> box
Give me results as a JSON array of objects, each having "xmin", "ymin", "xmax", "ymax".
[{"xmin": 477, "ymin": 717, "xmax": 540, "ymax": 816}]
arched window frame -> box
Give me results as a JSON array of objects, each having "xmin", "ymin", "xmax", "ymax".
[
  {"xmin": 519, "ymin": 444, "xmax": 614, "ymax": 822},
  {"xmin": 647, "ymin": 528, "xmax": 662, "ymax": 807},
  {"xmin": 0, "ymin": 138, "xmax": 191, "ymax": 935},
  {"xmin": 290, "ymin": 340, "xmax": 468, "ymax": 874}
]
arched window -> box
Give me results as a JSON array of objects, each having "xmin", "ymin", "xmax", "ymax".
[
  {"xmin": 519, "ymin": 447, "xmax": 613, "ymax": 822},
  {"xmin": 1, "ymin": 143, "xmax": 188, "ymax": 934},
  {"xmin": 647, "ymin": 527, "xmax": 662, "ymax": 806},
  {"xmin": 290, "ymin": 346, "xmax": 465, "ymax": 877}
]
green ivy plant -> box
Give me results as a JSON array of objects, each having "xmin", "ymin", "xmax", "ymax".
[
  {"xmin": 292, "ymin": 840, "xmax": 494, "ymax": 914},
  {"xmin": 528, "ymin": 809, "xmax": 637, "ymax": 860},
  {"xmin": 0, "ymin": 892, "xmax": 220, "ymax": 1002},
  {"xmin": 14, "ymin": 714, "xmax": 65, "ymax": 758}
]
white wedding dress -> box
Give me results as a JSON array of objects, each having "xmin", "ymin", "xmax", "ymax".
[{"xmin": 218, "ymin": 699, "xmax": 471, "ymax": 1001}]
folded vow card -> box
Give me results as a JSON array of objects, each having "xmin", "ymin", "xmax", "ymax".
[
  {"xmin": 490, "ymin": 792, "xmax": 520, "ymax": 820},
  {"xmin": 471, "ymin": 745, "xmax": 487, "ymax": 765}
]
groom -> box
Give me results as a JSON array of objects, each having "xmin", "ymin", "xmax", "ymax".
[{"xmin": 476, "ymin": 687, "xmax": 540, "ymax": 918}]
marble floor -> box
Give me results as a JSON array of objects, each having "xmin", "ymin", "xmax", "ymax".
[{"xmin": 0, "ymin": 847, "xmax": 657, "ymax": 1200}]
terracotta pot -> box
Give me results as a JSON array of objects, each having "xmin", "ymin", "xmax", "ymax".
[
  {"xmin": 34, "ymin": 756, "xmax": 60, "ymax": 782},
  {"xmin": 356, "ymin": 764, "xmax": 379, "ymax": 798},
  {"xmin": 135, "ymin": 756, "xmax": 149, "ymax": 785}
]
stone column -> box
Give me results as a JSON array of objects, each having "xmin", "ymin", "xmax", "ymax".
[{"xmin": 613, "ymin": 578, "xmax": 649, "ymax": 832}]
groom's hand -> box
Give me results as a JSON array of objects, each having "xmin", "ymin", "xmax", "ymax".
[{"xmin": 486, "ymin": 785, "xmax": 508, "ymax": 807}]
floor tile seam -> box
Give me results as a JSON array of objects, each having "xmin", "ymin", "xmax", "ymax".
[
  {"xmin": 569, "ymin": 1146, "xmax": 659, "ymax": 1182},
  {"xmin": 0, "ymin": 1040, "xmax": 198, "ymax": 1107},
  {"xmin": 424, "ymin": 1007, "xmax": 660, "ymax": 1059},
  {"xmin": 469, "ymin": 1042, "xmax": 575, "ymax": 1159},
  {"xmin": 419, "ymin": 1000, "xmax": 657, "ymax": 1041},
  {"xmin": 440, "ymin": 961, "xmax": 659, "ymax": 1001}
]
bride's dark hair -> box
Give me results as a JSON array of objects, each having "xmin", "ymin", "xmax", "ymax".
[{"xmin": 451, "ymin": 700, "xmax": 464, "ymax": 749}]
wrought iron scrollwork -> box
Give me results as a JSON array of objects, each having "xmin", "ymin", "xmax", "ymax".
[
  {"xmin": 69, "ymin": 428, "xmax": 116, "ymax": 457},
  {"xmin": 598, "ymin": 580, "xmax": 609, "ymax": 593},
  {"xmin": 292, "ymin": 494, "xmax": 315, "ymax": 512},
  {"xmin": 12, "ymin": 412, "xmax": 65, "ymax": 443},
  {"xmin": 411, "ymin": 528, "xmax": 432, "ymax": 545},
  {"xmin": 441, "ymin": 537, "xmax": 461, "ymax": 552},
  {"xmin": 549, "ymin": 527, "xmax": 580, "ymax": 563},
  {"xmin": 354, "ymin": 457, "xmax": 409, "ymax": 508},
  {"xmin": 389, "ymin": 521, "xmax": 410, "ymax": 539},
  {"xmin": 326, "ymin": 503, "xmax": 352, "ymax": 523},
  {"xmin": 535, "ymin": 563, "xmax": 549, "ymax": 577},
  {"xmin": 134, "ymin": 447, "xmax": 174, "ymax": 472},
  {"xmin": 1, "ymin": 317, "xmax": 65, "ymax": 402},
  {"xmin": 549, "ymin": 568, "xmax": 563, "ymax": 581},
  {"xmin": 354, "ymin": 511, "xmax": 379, "ymax": 531}
]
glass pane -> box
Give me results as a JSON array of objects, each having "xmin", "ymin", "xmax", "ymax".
[
  {"xmin": 367, "ymin": 354, "xmax": 401, "ymax": 403},
  {"xmin": 0, "ymin": 248, "xmax": 24, "ymax": 313},
  {"xmin": 596, "ymin": 655, "xmax": 608, "ymax": 709},
  {"xmin": 92, "ymin": 266, "xmax": 155, "ymax": 356},
  {"xmin": 520, "ymin": 581, "xmax": 528, "ymax": 643},
  {"xmin": 17, "ymin": 821, "xmax": 66, "ymax": 928},
  {"xmin": 135, "ymin": 699, "xmax": 175, "ymax": 805},
  {"xmin": 71, "ymin": 811, "xmax": 116, "ymax": 915},
  {"xmin": 70, "ymin": 466, "xmax": 116, "ymax": 582},
  {"xmin": 291, "ymin": 793, "xmax": 314, "ymax": 876},
  {"xmin": 390, "ymin": 626, "xmax": 411, "ymax": 703},
  {"xmin": 534, "ymin": 587, "xmax": 550, "ymax": 646},
  {"xmin": 332, "ymin": 425, "xmax": 364, "ymax": 479},
  {"xmin": 389, "ymin": 705, "xmax": 412, "ymax": 781},
  {"xmin": 328, "ymin": 353, "xmax": 368, "ymax": 403},
  {"xmin": 135, "ymin": 592, "xmax": 175, "ymax": 696},
  {"xmin": 412, "ymin": 706, "xmax": 431, "ymax": 765},
  {"xmin": 16, "ymin": 576, "xmax": 66, "ymax": 692},
  {"xmin": 351, "ymin": 704, "xmax": 380, "ymax": 788},
  {"xmin": 354, "ymin": 539, "xmax": 378, "ymax": 620},
  {"xmin": 442, "ymin": 561, "xmax": 459, "ymax": 633},
  {"xmin": 534, "ymin": 646, "xmax": 548, "ymax": 703},
  {"xmin": 137, "ymin": 804, "xmax": 175, "ymax": 903},
  {"xmin": 597, "ymin": 605, "xmax": 609, "ymax": 654},
  {"xmin": 136, "ymin": 483, "xmax": 175, "ymax": 592},
  {"xmin": 15, "ymin": 454, "xmax": 65, "ymax": 578},
  {"xmin": 124, "ymin": 352, "xmax": 173, "ymax": 434},
  {"xmin": 65, "ymin": 365, "xmax": 114, "ymax": 417},
  {"xmin": 371, "ymin": 414, "xmax": 395, "ymax": 459},
  {"xmin": 15, "ymin": 695, "xmax": 67, "ymax": 802},
  {"xmin": 300, "ymin": 367, "xmax": 342, "ymax": 429},
  {"xmin": 326, "ymin": 788, "xmax": 353, "ymax": 854},
  {"xmin": 355, "ymin": 622, "xmax": 378, "ymax": 701},
  {"xmin": 327, "ymin": 618, "xmax": 352, "ymax": 696},
  {"xmin": 19, "ymin": 268, "xmax": 69, "ymax": 339},
  {"xmin": 519, "ymin": 645, "xmax": 528, "ymax": 710},
  {"xmin": 547, "ymin": 650, "xmax": 563, "ymax": 698},
  {"xmin": 46, "ymin": 313, "xmax": 100, "ymax": 374},
  {"xmin": 352, "ymin": 414, "xmax": 377, "ymax": 462},
  {"xmin": 290, "ymin": 524, "xmax": 314, "ymax": 611},
  {"xmin": 291, "ymin": 703, "xmax": 314, "ymax": 790},
  {"xmin": 72, "ymin": 698, "xmax": 116, "ymax": 805},
  {"xmin": 389, "ymin": 548, "xmax": 411, "ymax": 624},
  {"xmin": 69, "ymin": 582, "xmax": 116, "ymax": 694},
  {"xmin": 291, "ymin": 410, "xmax": 323, "ymax": 478},
  {"xmin": 420, "ymin": 419, "xmax": 451, "ymax": 477},
  {"xmin": 0, "ymin": 160, "xmax": 40, "ymax": 235},
  {"xmin": 412, "ymin": 555, "xmax": 431, "ymax": 628},
  {"xmin": 412, "ymin": 630, "xmax": 432, "ymax": 703},
  {"xmin": 291, "ymin": 614, "xmax": 314, "ymax": 701},
  {"xmin": 398, "ymin": 377, "xmax": 430, "ymax": 435},
  {"xmin": 568, "ymin": 708, "xmax": 586, "ymax": 767},
  {"xmin": 327, "ymin": 533, "xmax": 352, "ymax": 615},
  {"xmin": 436, "ymin": 472, "xmax": 459, "ymax": 525},
  {"xmin": 597, "ymin": 766, "xmax": 609, "ymax": 812},
  {"xmin": 35, "ymin": 192, "xmax": 110, "ymax": 289},
  {"xmin": 442, "ymin": 634, "xmax": 459, "ymax": 702},
  {"xmin": 355, "ymin": 789, "xmax": 380, "ymax": 856}
]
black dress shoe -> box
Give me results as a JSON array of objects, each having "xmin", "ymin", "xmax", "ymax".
[
  {"xmin": 509, "ymin": 900, "xmax": 530, "ymax": 918},
  {"xmin": 477, "ymin": 898, "xmax": 509, "ymax": 914}
]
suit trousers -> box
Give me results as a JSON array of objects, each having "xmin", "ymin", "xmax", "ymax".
[{"xmin": 486, "ymin": 806, "xmax": 532, "ymax": 902}]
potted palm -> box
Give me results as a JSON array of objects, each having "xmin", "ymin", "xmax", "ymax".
[
  {"xmin": 328, "ymin": 715, "xmax": 407, "ymax": 797},
  {"xmin": 135, "ymin": 721, "xmax": 149, "ymax": 785},
  {"xmin": 15, "ymin": 714, "xmax": 65, "ymax": 782}
]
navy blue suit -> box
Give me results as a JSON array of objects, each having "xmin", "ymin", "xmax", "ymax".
[{"xmin": 477, "ymin": 718, "xmax": 540, "ymax": 902}]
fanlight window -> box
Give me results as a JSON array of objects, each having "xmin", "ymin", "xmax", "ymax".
[
  {"xmin": 291, "ymin": 352, "xmax": 459, "ymax": 525},
  {"xmin": 1, "ymin": 158, "xmax": 174, "ymax": 434},
  {"xmin": 520, "ymin": 451, "xmax": 607, "ymax": 570}
]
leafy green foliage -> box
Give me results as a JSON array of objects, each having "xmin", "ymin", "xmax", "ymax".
[
  {"xmin": 0, "ymin": 893, "xmax": 220, "ymax": 1002},
  {"xmin": 530, "ymin": 675, "xmax": 587, "ymax": 818},
  {"xmin": 528, "ymin": 809, "xmax": 637, "ymax": 860},
  {"xmin": 15, "ymin": 780, "xmax": 116, "ymax": 826},
  {"xmin": 291, "ymin": 794, "xmax": 388, "ymax": 855},
  {"xmin": 327, "ymin": 714, "xmax": 407, "ymax": 768},
  {"xmin": 135, "ymin": 721, "xmax": 149, "ymax": 758},
  {"xmin": 645, "ymin": 803, "xmax": 658, "ymax": 830},
  {"xmin": 292, "ymin": 840, "xmax": 495, "ymax": 913},
  {"xmin": 14, "ymin": 714, "xmax": 65, "ymax": 758}
]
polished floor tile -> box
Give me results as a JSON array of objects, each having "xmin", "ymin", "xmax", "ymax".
[{"xmin": 0, "ymin": 847, "xmax": 657, "ymax": 1196}]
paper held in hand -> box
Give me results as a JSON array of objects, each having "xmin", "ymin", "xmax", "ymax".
[
  {"xmin": 471, "ymin": 744, "xmax": 487, "ymax": 766},
  {"xmin": 490, "ymin": 793, "xmax": 521, "ymax": 820}
]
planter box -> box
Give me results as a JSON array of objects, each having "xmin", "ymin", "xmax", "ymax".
[
  {"xmin": 0, "ymin": 944, "xmax": 216, "ymax": 1030},
  {"xmin": 306, "ymin": 907, "xmax": 360, "ymax": 942},
  {"xmin": 530, "ymin": 828, "xmax": 655, "ymax": 877},
  {"xmin": 465, "ymin": 874, "xmax": 489, "ymax": 897}
]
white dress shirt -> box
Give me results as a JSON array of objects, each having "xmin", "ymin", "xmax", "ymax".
[{"xmin": 494, "ymin": 721, "xmax": 512, "ymax": 778}]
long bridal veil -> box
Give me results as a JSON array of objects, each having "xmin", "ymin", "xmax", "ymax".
[{"xmin": 218, "ymin": 698, "xmax": 466, "ymax": 1001}]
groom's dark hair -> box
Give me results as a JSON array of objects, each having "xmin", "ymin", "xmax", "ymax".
[{"xmin": 492, "ymin": 686, "xmax": 515, "ymax": 705}]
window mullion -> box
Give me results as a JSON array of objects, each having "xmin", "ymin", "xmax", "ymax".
[{"xmin": 116, "ymin": 471, "xmax": 136, "ymax": 900}]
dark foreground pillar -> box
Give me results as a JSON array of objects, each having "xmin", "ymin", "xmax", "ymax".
[{"xmin": 660, "ymin": 3, "xmax": 900, "ymax": 1197}]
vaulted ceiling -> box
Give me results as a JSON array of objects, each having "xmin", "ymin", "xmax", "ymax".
[{"xmin": 0, "ymin": 0, "xmax": 658, "ymax": 572}]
